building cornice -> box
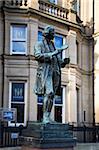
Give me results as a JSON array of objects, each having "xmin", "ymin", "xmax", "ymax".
[
  {"xmin": 1, "ymin": 54, "xmax": 93, "ymax": 76},
  {"xmin": 1, "ymin": 5, "xmax": 93, "ymax": 40},
  {"xmin": 2, "ymin": 5, "xmax": 82, "ymax": 31}
]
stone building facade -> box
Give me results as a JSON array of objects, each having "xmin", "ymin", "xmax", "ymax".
[
  {"xmin": 80, "ymin": 0, "xmax": 99, "ymax": 124},
  {"xmin": 0, "ymin": 0, "xmax": 94, "ymax": 127}
]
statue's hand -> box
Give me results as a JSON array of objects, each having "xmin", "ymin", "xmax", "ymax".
[
  {"xmin": 51, "ymin": 44, "xmax": 68, "ymax": 57},
  {"xmin": 57, "ymin": 44, "xmax": 68, "ymax": 53},
  {"xmin": 61, "ymin": 58, "xmax": 70, "ymax": 68}
]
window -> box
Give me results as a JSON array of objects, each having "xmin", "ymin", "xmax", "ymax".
[
  {"xmin": 73, "ymin": 0, "xmax": 80, "ymax": 15},
  {"xmin": 49, "ymin": 0, "xmax": 57, "ymax": 4},
  {"xmin": 76, "ymin": 40, "xmax": 79, "ymax": 64},
  {"xmin": 55, "ymin": 35, "xmax": 66, "ymax": 59},
  {"xmin": 37, "ymin": 95, "xmax": 43, "ymax": 122},
  {"xmin": 54, "ymin": 87, "xmax": 65, "ymax": 123},
  {"xmin": 9, "ymin": 82, "xmax": 27, "ymax": 126},
  {"xmin": 10, "ymin": 25, "xmax": 27, "ymax": 54},
  {"xmin": 37, "ymin": 87, "xmax": 66, "ymax": 123},
  {"xmin": 54, "ymin": 35, "xmax": 63, "ymax": 49},
  {"xmin": 38, "ymin": 31, "xmax": 66, "ymax": 59},
  {"xmin": 54, "ymin": 95, "xmax": 62, "ymax": 123},
  {"xmin": 76, "ymin": 87, "xmax": 80, "ymax": 123},
  {"xmin": 38, "ymin": 31, "xmax": 43, "ymax": 41}
]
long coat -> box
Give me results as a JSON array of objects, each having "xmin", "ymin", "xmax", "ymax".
[{"xmin": 34, "ymin": 39, "xmax": 62, "ymax": 96}]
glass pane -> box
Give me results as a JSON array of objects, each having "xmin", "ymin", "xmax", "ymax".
[
  {"xmin": 11, "ymin": 103, "xmax": 24, "ymax": 123},
  {"xmin": 55, "ymin": 106, "xmax": 62, "ymax": 122},
  {"xmin": 12, "ymin": 83, "xmax": 24, "ymax": 102},
  {"xmin": 12, "ymin": 41, "xmax": 26, "ymax": 53},
  {"xmin": 38, "ymin": 31, "xmax": 43, "ymax": 41},
  {"xmin": 55, "ymin": 96, "xmax": 62, "ymax": 104},
  {"xmin": 55, "ymin": 35, "xmax": 63, "ymax": 48},
  {"xmin": 55, "ymin": 87, "xmax": 63, "ymax": 104},
  {"xmin": 73, "ymin": 2, "xmax": 77, "ymax": 11},
  {"xmin": 37, "ymin": 95, "xmax": 43, "ymax": 103},
  {"xmin": 12, "ymin": 26, "xmax": 26, "ymax": 39},
  {"xmin": 37, "ymin": 104, "xmax": 43, "ymax": 122},
  {"xmin": 49, "ymin": 0, "xmax": 57, "ymax": 4}
]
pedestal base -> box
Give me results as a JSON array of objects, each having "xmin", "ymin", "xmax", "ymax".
[
  {"xmin": 21, "ymin": 146, "xmax": 74, "ymax": 150},
  {"xmin": 20, "ymin": 122, "xmax": 76, "ymax": 149}
]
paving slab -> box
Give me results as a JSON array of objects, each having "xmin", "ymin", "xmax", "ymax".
[
  {"xmin": 74, "ymin": 143, "xmax": 99, "ymax": 150},
  {"xmin": 0, "ymin": 147, "xmax": 21, "ymax": 150},
  {"xmin": 1, "ymin": 143, "xmax": 99, "ymax": 150}
]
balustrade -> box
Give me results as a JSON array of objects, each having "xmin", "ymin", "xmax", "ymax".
[
  {"xmin": 1, "ymin": 0, "xmax": 69, "ymax": 20},
  {"xmin": 2, "ymin": 0, "xmax": 27, "ymax": 7},
  {"xmin": 39, "ymin": 0, "xmax": 69, "ymax": 20}
]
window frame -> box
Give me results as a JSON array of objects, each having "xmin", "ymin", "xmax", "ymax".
[
  {"xmin": 38, "ymin": 30, "xmax": 67, "ymax": 60},
  {"xmin": 55, "ymin": 34, "xmax": 66, "ymax": 59},
  {"xmin": 10, "ymin": 24, "xmax": 27, "ymax": 55},
  {"xmin": 9, "ymin": 81, "xmax": 27, "ymax": 126},
  {"xmin": 54, "ymin": 86, "xmax": 66, "ymax": 123},
  {"xmin": 37, "ymin": 95, "xmax": 43, "ymax": 122}
]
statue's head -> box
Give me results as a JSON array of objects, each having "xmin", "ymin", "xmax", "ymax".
[{"xmin": 43, "ymin": 25, "xmax": 55, "ymax": 40}]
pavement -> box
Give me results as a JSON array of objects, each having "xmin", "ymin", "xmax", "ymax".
[
  {"xmin": 75, "ymin": 143, "xmax": 99, "ymax": 150},
  {"xmin": 0, "ymin": 147, "xmax": 21, "ymax": 150},
  {"xmin": 1, "ymin": 143, "xmax": 99, "ymax": 150}
]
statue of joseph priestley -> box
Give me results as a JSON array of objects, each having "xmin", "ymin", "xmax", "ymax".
[{"xmin": 34, "ymin": 25, "xmax": 70, "ymax": 124}]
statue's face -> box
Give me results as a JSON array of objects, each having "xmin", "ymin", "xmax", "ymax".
[
  {"xmin": 44, "ymin": 26, "xmax": 55, "ymax": 41},
  {"xmin": 48, "ymin": 28, "xmax": 55, "ymax": 40}
]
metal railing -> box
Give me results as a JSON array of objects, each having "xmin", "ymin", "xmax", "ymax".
[
  {"xmin": 0, "ymin": 122, "xmax": 24, "ymax": 147},
  {"xmin": 69, "ymin": 122, "xmax": 97, "ymax": 143}
]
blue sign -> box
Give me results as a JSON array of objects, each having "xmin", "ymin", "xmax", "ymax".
[
  {"xmin": 0, "ymin": 108, "xmax": 17, "ymax": 122},
  {"xmin": 12, "ymin": 83, "xmax": 24, "ymax": 102}
]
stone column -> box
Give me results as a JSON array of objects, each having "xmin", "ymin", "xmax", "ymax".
[
  {"xmin": 70, "ymin": 69, "xmax": 77, "ymax": 123},
  {"xmin": 94, "ymin": 33, "xmax": 99, "ymax": 123},
  {"xmin": 67, "ymin": 30, "xmax": 77, "ymax": 65},
  {"xmin": 67, "ymin": 30, "xmax": 77, "ymax": 123},
  {"xmin": 28, "ymin": 19, "xmax": 38, "ymax": 122},
  {"xmin": 66, "ymin": 68, "xmax": 77, "ymax": 123}
]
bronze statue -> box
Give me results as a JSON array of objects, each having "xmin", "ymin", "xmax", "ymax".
[{"xmin": 34, "ymin": 25, "xmax": 70, "ymax": 123}]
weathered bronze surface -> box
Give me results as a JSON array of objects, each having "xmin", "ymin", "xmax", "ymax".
[{"xmin": 34, "ymin": 25, "xmax": 70, "ymax": 124}]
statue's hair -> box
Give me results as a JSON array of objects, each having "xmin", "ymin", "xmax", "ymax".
[{"xmin": 43, "ymin": 25, "xmax": 55, "ymax": 37}]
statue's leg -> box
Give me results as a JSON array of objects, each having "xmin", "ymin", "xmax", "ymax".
[
  {"xmin": 47, "ymin": 92, "xmax": 54, "ymax": 113},
  {"xmin": 43, "ymin": 93, "xmax": 54, "ymax": 123},
  {"xmin": 43, "ymin": 95, "xmax": 50, "ymax": 123},
  {"xmin": 42, "ymin": 71, "xmax": 54, "ymax": 123}
]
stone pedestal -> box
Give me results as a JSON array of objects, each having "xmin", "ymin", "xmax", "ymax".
[
  {"xmin": 21, "ymin": 147, "xmax": 74, "ymax": 150},
  {"xmin": 20, "ymin": 122, "xmax": 76, "ymax": 150}
]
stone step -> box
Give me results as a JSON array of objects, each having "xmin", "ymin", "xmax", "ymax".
[
  {"xmin": 28, "ymin": 122, "xmax": 70, "ymax": 130},
  {"xmin": 20, "ymin": 122, "xmax": 76, "ymax": 149}
]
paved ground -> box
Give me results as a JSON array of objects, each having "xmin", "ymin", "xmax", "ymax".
[
  {"xmin": 1, "ymin": 143, "xmax": 99, "ymax": 150},
  {"xmin": 0, "ymin": 147, "xmax": 21, "ymax": 150},
  {"xmin": 75, "ymin": 143, "xmax": 99, "ymax": 150}
]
